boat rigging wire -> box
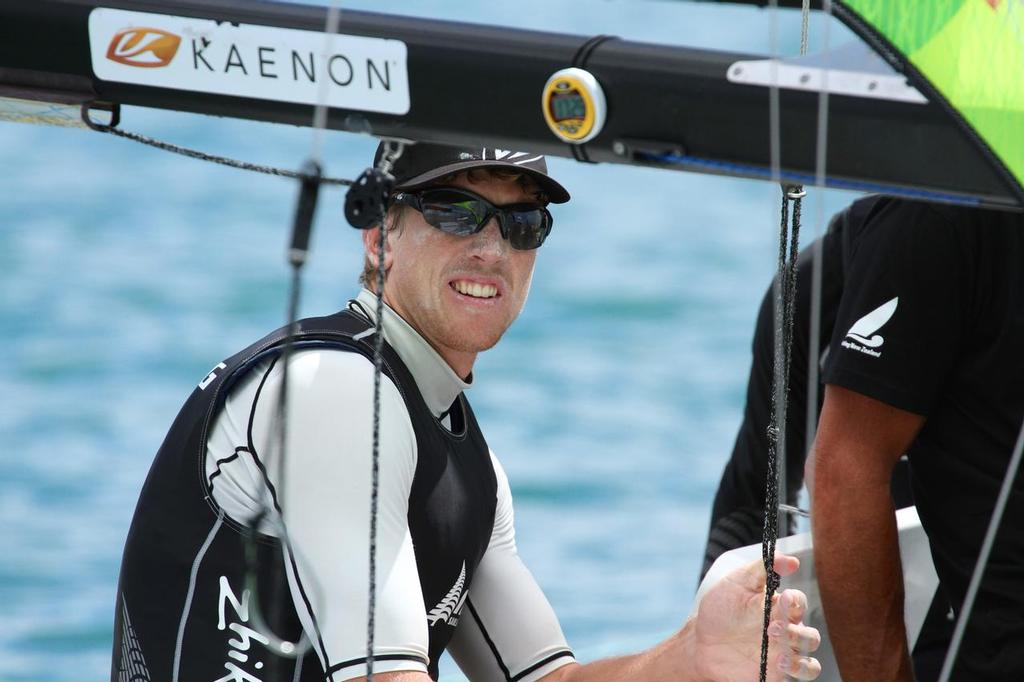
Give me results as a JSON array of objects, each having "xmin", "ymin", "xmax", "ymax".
[
  {"xmin": 228, "ymin": 0, "xmax": 348, "ymax": 669},
  {"xmin": 760, "ymin": 183, "xmax": 802, "ymax": 682},
  {"xmin": 804, "ymin": 0, "xmax": 832, "ymax": 516},
  {"xmin": 249, "ymin": 0, "xmax": 349, "ymax": 672},
  {"xmin": 364, "ymin": 140, "xmax": 404, "ymax": 681},
  {"xmin": 759, "ymin": 1, "xmax": 816, "ymax": 679},
  {"xmin": 938, "ymin": 418, "xmax": 1024, "ymax": 680},
  {"xmin": 80, "ymin": 103, "xmax": 353, "ymax": 186}
]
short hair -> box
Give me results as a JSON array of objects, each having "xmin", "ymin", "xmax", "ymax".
[{"xmin": 358, "ymin": 168, "xmax": 545, "ymax": 290}]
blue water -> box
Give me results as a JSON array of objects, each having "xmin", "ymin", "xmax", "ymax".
[{"xmin": 0, "ymin": 1, "xmax": 862, "ymax": 679}]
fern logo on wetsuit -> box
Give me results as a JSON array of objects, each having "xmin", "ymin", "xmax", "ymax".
[{"xmin": 427, "ymin": 562, "xmax": 468, "ymax": 628}]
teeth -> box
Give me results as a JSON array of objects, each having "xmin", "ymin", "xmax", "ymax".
[{"xmin": 453, "ymin": 280, "xmax": 498, "ymax": 298}]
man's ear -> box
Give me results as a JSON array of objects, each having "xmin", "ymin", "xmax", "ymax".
[{"xmin": 362, "ymin": 224, "xmax": 394, "ymax": 275}]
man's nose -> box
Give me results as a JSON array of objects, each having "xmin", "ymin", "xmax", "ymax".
[{"xmin": 468, "ymin": 218, "xmax": 508, "ymax": 260}]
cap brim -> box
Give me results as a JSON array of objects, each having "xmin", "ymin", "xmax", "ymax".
[{"xmin": 394, "ymin": 160, "xmax": 570, "ymax": 204}]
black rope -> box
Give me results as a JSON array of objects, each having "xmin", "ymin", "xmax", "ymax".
[
  {"xmin": 364, "ymin": 141, "xmax": 401, "ymax": 681},
  {"xmin": 759, "ymin": 184, "xmax": 803, "ymax": 682},
  {"xmin": 81, "ymin": 105, "xmax": 352, "ymax": 186},
  {"xmin": 237, "ymin": 163, "xmax": 324, "ymax": 663},
  {"xmin": 366, "ymin": 211, "xmax": 387, "ymax": 681}
]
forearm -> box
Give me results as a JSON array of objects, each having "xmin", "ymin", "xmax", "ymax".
[
  {"xmin": 812, "ymin": 462, "xmax": 913, "ymax": 681},
  {"xmin": 547, "ymin": 621, "xmax": 704, "ymax": 682}
]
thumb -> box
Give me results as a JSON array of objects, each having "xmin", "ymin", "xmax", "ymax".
[
  {"xmin": 731, "ymin": 554, "xmax": 801, "ymax": 592},
  {"xmin": 730, "ymin": 558, "xmax": 771, "ymax": 592},
  {"xmin": 773, "ymin": 553, "xmax": 800, "ymax": 578}
]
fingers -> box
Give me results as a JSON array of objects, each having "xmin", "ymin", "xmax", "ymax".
[
  {"xmin": 772, "ymin": 553, "xmax": 800, "ymax": 577},
  {"xmin": 769, "ymin": 588, "xmax": 821, "ymax": 680},
  {"xmin": 733, "ymin": 554, "xmax": 800, "ymax": 593},
  {"xmin": 775, "ymin": 588, "xmax": 807, "ymax": 624},
  {"xmin": 768, "ymin": 620, "xmax": 821, "ymax": 653},
  {"xmin": 777, "ymin": 653, "xmax": 823, "ymax": 681}
]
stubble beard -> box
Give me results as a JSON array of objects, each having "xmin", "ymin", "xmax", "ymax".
[{"xmin": 427, "ymin": 308, "xmax": 510, "ymax": 355}]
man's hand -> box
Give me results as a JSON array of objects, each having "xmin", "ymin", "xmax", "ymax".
[{"xmin": 691, "ymin": 554, "xmax": 822, "ymax": 681}]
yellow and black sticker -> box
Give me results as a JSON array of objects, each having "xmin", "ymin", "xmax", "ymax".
[{"xmin": 541, "ymin": 68, "xmax": 606, "ymax": 144}]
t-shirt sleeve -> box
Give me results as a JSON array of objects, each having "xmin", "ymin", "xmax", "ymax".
[
  {"xmin": 210, "ymin": 349, "xmax": 429, "ymax": 680},
  {"xmin": 446, "ymin": 451, "xmax": 575, "ymax": 682},
  {"xmin": 823, "ymin": 198, "xmax": 973, "ymax": 415}
]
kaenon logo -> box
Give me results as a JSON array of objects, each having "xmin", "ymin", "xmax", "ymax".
[
  {"xmin": 842, "ymin": 297, "xmax": 898, "ymax": 357},
  {"xmin": 106, "ymin": 27, "xmax": 181, "ymax": 67}
]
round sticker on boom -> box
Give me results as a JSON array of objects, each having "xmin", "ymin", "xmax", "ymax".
[{"xmin": 541, "ymin": 67, "xmax": 606, "ymax": 144}]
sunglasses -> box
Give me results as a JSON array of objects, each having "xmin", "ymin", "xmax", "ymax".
[{"xmin": 390, "ymin": 187, "xmax": 553, "ymax": 250}]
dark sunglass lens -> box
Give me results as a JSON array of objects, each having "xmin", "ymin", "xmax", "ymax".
[
  {"xmin": 419, "ymin": 191, "xmax": 489, "ymax": 236},
  {"xmin": 503, "ymin": 209, "xmax": 551, "ymax": 250}
]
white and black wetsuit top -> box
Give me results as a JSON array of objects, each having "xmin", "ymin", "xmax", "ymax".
[{"xmin": 112, "ymin": 289, "xmax": 574, "ymax": 682}]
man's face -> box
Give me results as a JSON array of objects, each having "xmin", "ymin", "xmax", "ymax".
[{"xmin": 365, "ymin": 172, "xmax": 542, "ymax": 376}]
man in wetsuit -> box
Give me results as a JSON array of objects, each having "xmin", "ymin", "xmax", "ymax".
[
  {"xmin": 704, "ymin": 196, "xmax": 1024, "ymax": 681},
  {"xmin": 112, "ymin": 143, "xmax": 822, "ymax": 682}
]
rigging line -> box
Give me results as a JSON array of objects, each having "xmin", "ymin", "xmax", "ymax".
[
  {"xmin": 365, "ymin": 140, "xmax": 404, "ymax": 682},
  {"xmin": 799, "ymin": 0, "xmax": 810, "ymax": 56},
  {"xmin": 80, "ymin": 114, "xmax": 352, "ymax": 186},
  {"xmin": 269, "ymin": 0, "xmax": 342, "ymax": 578},
  {"xmin": 760, "ymin": 189, "xmax": 799, "ymax": 682},
  {"xmin": 759, "ymin": 3, "xmax": 784, "ymax": 681},
  {"xmin": 761, "ymin": 2, "xmax": 814, "ymax": 679},
  {"xmin": 804, "ymin": 0, "xmax": 832, "ymax": 500},
  {"xmin": 778, "ymin": 0, "xmax": 812, "ymax": 529},
  {"xmin": 767, "ymin": 0, "xmax": 782, "ymax": 188},
  {"xmin": 368, "ymin": 204, "xmax": 386, "ymax": 682},
  {"xmin": 759, "ymin": 184, "xmax": 802, "ymax": 682},
  {"xmin": 938, "ymin": 416, "xmax": 1024, "ymax": 681},
  {"xmin": 310, "ymin": 2, "xmax": 344, "ymax": 164},
  {"xmin": 240, "ymin": 0, "xmax": 345, "ymax": 664}
]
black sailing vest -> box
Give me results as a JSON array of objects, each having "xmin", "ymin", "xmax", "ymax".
[{"xmin": 111, "ymin": 309, "xmax": 497, "ymax": 682}]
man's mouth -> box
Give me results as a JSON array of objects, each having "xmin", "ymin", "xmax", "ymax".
[{"xmin": 451, "ymin": 280, "xmax": 499, "ymax": 299}]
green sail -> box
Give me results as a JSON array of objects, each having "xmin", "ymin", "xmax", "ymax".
[{"xmin": 840, "ymin": 0, "xmax": 1024, "ymax": 201}]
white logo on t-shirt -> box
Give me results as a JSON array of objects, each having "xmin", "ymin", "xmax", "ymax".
[{"xmin": 841, "ymin": 297, "xmax": 898, "ymax": 357}]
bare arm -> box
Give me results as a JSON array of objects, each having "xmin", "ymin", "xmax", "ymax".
[
  {"xmin": 810, "ymin": 385, "xmax": 925, "ymax": 682},
  {"xmin": 540, "ymin": 556, "xmax": 821, "ymax": 682},
  {"xmin": 345, "ymin": 557, "xmax": 821, "ymax": 682}
]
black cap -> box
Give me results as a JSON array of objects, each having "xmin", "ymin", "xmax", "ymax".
[{"xmin": 374, "ymin": 141, "xmax": 570, "ymax": 204}]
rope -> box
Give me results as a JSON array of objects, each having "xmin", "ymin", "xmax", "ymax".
[
  {"xmin": 804, "ymin": 0, "xmax": 832, "ymax": 506},
  {"xmin": 759, "ymin": 186, "xmax": 802, "ymax": 682},
  {"xmin": 760, "ymin": 6, "xmax": 809, "ymax": 678},
  {"xmin": 800, "ymin": 0, "xmax": 811, "ymax": 56},
  {"xmin": 366, "ymin": 140, "xmax": 403, "ymax": 682},
  {"xmin": 81, "ymin": 113, "xmax": 352, "ymax": 186},
  {"xmin": 366, "ymin": 218, "xmax": 386, "ymax": 682}
]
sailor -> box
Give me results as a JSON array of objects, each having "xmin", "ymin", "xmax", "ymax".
[
  {"xmin": 111, "ymin": 142, "xmax": 821, "ymax": 682},
  {"xmin": 704, "ymin": 195, "xmax": 1024, "ymax": 681}
]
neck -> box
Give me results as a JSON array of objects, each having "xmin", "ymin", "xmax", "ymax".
[{"xmin": 439, "ymin": 350, "xmax": 476, "ymax": 382}]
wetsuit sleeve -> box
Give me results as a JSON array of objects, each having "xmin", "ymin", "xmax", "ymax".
[
  {"xmin": 209, "ymin": 349, "xmax": 429, "ymax": 680},
  {"xmin": 447, "ymin": 452, "xmax": 575, "ymax": 682}
]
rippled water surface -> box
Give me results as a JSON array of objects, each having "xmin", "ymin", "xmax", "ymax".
[{"xmin": 0, "ymin": 1, "xmax": 861, "ymax": 679}]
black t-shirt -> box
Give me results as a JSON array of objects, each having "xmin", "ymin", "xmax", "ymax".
[{"xmin": 823, "ymin": 196, "xmax": 1024, "ymax": 680}]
